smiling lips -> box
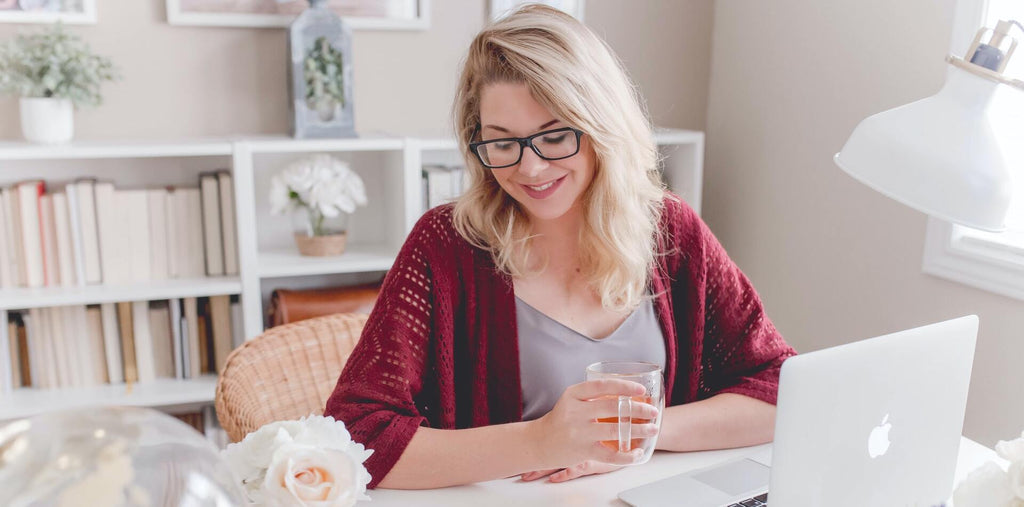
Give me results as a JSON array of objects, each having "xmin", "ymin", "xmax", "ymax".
[{"xmin": 520, "ymin": 175, "xmax": 567, "ymax": 199}]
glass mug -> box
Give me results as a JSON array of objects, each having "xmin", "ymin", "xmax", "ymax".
[{"xmin": 585, "ymin": 361, "xmax": 665, "ymax": 465}]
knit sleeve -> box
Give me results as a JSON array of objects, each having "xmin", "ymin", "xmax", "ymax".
[
  {"xmin": 324, "ymin": 209, "xmax": 447, "ymax": 489},
  {"xmin": 694, "ymin": 212, "xmax": 796, "ymax": 405}
]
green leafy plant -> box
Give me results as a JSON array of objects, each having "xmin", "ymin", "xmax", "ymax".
[
  {"xmin": 303, "ymin": 36, "xmax": 344, "ymax": 112},
  {"xmin": 0, "ymin": 23, "xmax": 118, "ymax": 107}
]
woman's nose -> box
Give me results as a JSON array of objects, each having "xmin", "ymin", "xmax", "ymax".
[{"xmin": 517, "ymin": 146, "xmax": 549, "ymax": 178}]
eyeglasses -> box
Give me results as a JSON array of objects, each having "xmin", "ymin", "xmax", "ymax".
[{"xmin": 469, "ymin": 126, "xmax": 585, "ymax": 169}]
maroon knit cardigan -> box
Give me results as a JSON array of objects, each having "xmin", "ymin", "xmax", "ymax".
[{"xmin": 325, "ymin": 194, "xmax": 796, "ymax": 488}]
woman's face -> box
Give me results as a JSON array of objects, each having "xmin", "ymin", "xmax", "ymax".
[{"xmin": 477, "ymin": 82, "xmax": 596, "ymax": 223}]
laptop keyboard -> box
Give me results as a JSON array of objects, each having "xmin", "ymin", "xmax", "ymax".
[{"xmin": 727, "ymin": 493, "xmax": 768, "ymax": 507}]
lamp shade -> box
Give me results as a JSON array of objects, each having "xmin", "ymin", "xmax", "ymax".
[{"xmin": 834, "ymin": 64, "xmax": 1015, "ymax": 232}]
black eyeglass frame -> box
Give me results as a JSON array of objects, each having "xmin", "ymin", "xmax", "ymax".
[{"xmin": 468, "ymin": 126, "xmax": 585, "ymax": 169}]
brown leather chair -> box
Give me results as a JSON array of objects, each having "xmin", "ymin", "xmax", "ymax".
[{"xmin": 266, "ymin": 282, "xmax": 381, "ymax": 328}]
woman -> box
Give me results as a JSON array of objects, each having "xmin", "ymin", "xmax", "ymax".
[{"xmin": 325, "ymin": 5, "xmax": 795, "ymax": 489}]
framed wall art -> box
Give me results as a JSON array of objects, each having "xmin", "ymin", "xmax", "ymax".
[
  {"xmin": 166, "ymin": 0, "xmax": 429, "ymax": 30},
  {"xmin": 0, "ymin": 0, "xmax": 97, "ymax": 24},
  {"xmin": 489, "ymin": 0, "xmax": 583, "ymax": 22}
]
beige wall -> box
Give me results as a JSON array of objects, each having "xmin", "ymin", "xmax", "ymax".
[
  {"xmin": 704, "ymin": 0, "xmax": 1024, "ymax": 446},
  {"xmin": 0, "ymin": 0, "xmax": 712, "ymax": 140}
]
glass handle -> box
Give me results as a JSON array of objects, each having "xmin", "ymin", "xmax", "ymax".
[{"xmin": 617, "ymin": 395, "xmax": 632, "ymax": 452}]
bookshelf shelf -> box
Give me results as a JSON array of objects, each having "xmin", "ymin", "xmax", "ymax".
[
  {"xmin": 0, "ymin": 375, "xmax": 219, "ymax": 421},
  {"xmin": 257, "ymin": 244, "xmax": 396, "ymax": 278},
  {"xmin": 243, "ymin": 136, "xmax": 405, "ymax": 154},
  {"xmin": 0, "ymin": 139, "xmax": 234, "ymax": 160},
  {"xmin": 0, "ymin": 277, "xmax": 242, "ymax": 311}
]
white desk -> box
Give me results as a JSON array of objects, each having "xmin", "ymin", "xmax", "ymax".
[{"xmin": 367, "ymin": 436, "xmax": 998, "ymax": 506}]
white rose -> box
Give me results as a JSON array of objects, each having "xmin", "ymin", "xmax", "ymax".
[
  {"xmin": 283, "ymin": 164, "xmax": 316, "ymax": 193},
  {"xmin": 263, "ymin": 444, "xmax": 364, "ymax": 507},
  {"xmin": 223, "ymin": 420, "xmax": 305, "ymax": 495},
  {"xmin": 1009, "ymin": 461, "xmax": 1024, "ymax": 500},
  {"xmin": 953, "ymin": 461, "xmax": 1016, "ymax": 507},
  {"xmin": 997, "ymin": 437, "xmax": 1024, "ymax": 463}
]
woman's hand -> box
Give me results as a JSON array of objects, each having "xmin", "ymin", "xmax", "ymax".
[
  {"xmin": 528, "ymin": 379, "xmax": 660, "ymax": 470},
  {"xmin": 520, "ymin": 461, "xmax": 625, "ymax": 483}
]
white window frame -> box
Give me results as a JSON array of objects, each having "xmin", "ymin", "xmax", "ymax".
[{"xmin": 922, "ymin": 0, "xmax": 1024, "ymax": 301}]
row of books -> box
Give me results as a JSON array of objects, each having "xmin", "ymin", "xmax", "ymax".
[
  {"xmin": 422, "ymin": 164, "xmax": 469, "ymax": 210},
  {"xmin": 6, "ymin": 295, "xmax": 242, "ymax": 390},
  {"xmin": 0, "ymin": 171, "xmax": 238, "ymax": 289}
]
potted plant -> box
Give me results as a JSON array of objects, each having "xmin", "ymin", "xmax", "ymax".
[
  {"xmin": 270, "ymin": 154, "xmax": 367, "ymax": 257},
  {"xmin": 0, "ymin": 23, "xmax": 118, "ymax": 144}
]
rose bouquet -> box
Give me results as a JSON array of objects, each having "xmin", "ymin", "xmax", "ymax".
[
  {"xmin": 953, "ymin": 431, "xmax": 1024, "ymax": 507},
  {"xmin": 221, "ymin": 415, "xmax": 373, "ymax": 507}
]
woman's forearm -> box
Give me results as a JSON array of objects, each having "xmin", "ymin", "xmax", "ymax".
[
  {"xmin": 656, "ymin": 393, "xmax": 775, "ymax": 452},
  {"xmin": 378, "ymin": 420, "xmax": 547, "ymax": 489}
]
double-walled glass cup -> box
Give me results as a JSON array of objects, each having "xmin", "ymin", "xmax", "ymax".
[{"xmin": 585, "ymin": 361, "xmax": 665, "ymax": 465}]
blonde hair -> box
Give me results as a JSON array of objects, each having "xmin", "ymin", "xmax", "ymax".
[{"xmin": 451, "ymin": 4, "xmax": 665, "ymax": 312}]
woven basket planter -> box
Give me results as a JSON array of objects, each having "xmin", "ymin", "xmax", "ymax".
[{"xmin": 294, "ymin": 232, "xmax": 347, "ymax": 256}]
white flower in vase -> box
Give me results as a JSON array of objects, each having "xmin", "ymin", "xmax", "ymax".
[
  {"xmin": 953, "ymin": 431, "xmax": 1024, "ymax": 507},
  {"xmin": 269, "ymin": 154, "xmax": 367, "ymax": 256}
]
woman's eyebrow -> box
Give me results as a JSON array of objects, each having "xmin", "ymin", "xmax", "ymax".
[{"xmin": 483, "ymin": 119, "xmax": 562, "ymax": 134}]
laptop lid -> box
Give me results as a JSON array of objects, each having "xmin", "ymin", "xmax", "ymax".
[{"xmin": 768, "ymin": 315, "xmax": 977, "ymax": 507}]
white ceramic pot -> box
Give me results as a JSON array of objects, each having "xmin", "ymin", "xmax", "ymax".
[{"xmin": 19, "ymin": 97, "xmax": 74, "ymax": 144}]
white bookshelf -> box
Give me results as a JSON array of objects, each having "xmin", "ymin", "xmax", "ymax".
[
  {"xmin": 0, "ymin": 129, "xmax": 703, "ymax": 421},
  {"xmin": 0, "ymin": 375, "xmax": 218, "ymax": 421}
]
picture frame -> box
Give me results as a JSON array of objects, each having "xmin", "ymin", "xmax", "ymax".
[
  {"xmin": 489, "ymin": 0, "xmax": 584, "ymax": 22},
  {"xmin": 166, "ymin": 0, "xmax": 429, "ymax": 30},
  {"xmin": 0, "ymin": 0, "xmax": 97, "ymax": 24}
]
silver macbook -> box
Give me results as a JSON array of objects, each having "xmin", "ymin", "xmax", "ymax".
[{"xmin": 619, "ymin": 315, "xmax": 978, "ymax": 507}]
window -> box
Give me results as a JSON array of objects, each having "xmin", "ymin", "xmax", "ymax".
[{"xmin": 922, "ymin": 0, "xmax": 1024, "ymax": 301}]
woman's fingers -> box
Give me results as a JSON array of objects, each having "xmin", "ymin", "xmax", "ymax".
[
  {"xmin": 586, "ymin": 421, "xmax": 660, "ymax": 442},
  {"xmin": 566, "ymin": 379, "xmax": 646, "ymax": 400},
  {"xmin": 520, "ymin": 468, "xmax": 560, "ymax": 481},
  {"xmin": 589, "ymin": 398, "xmax": 660, "ymax": 420}
]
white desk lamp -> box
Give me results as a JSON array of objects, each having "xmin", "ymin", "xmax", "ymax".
[{"xmin": 835, "ymin": 20, "xmax": 1024, "ymax": 232}]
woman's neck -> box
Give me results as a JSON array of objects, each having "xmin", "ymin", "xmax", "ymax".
[{"xmin": 526, "ymin": 203, "xmax": 584, "ymax": 271}]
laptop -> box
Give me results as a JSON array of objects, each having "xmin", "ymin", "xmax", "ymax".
[{"xmin": 619, "ymin": 315, "xmax": 978, "ymax": 507}]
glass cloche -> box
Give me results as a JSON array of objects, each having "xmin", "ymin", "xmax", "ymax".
[{"xmin": 0, "ymin": 406, "xmax": 245, "ymax": 506}]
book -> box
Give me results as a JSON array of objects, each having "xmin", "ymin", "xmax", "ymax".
[
  {"xmin": 197, "ymin": 298, "xmax": 211, "ymax": 374},
  {"xmin": 52, "ymin": 193, "xmax": 77, "ymax": 287},
  {"xmin": 85, "ymin": 306, "xmax": 108, "ymax": 384},
  {"xmin": 12, "ymin": 313, "xmax": 31, "ymax": 387},
  {"xmin": 177, "ymin": 188, "xmax": 206, "ymax": 279},
  {"xmin": 147, "ymin": 190, "xmax": 169, "ymax": 281},
  {"xmin": 3, "ymin": 187, "xmax": 25, "ymax": 287},
  {"xmin": 122, "ymin": 190, "xmax": 152, "ymax": 283},
  {"xmin": 217, "ymin": 171, "xmax": 239, "ymax": 276},
  {"xmin": 16, "ymin": 180, "xmax": 45, "ymax": 288},
  {"xmin": 0, "ymin": 191, "xmax": 11, "ymax": 288},
  {"xmin": 68, "ymin": 306, "xmax": 95, "ymax": 386},
  {"xmin": 132, "ymin": 301, "xmax": 156, "ymax": 383},
  {"xmin": 169, "ymin": 298, "xmax": 184, "ymax": 379},
  {"xmin": 199, "ymin": 174, "xmax": 224, "ymax": 276},
  {"xmin": 100, "ymin": 302, "xmax": 124, "ymax": 384},
  {"xmin": 183, "ymin": 297, "xmax": 200, "ymax": 379},
  {"xmin": 8, "ymin": 318, "xmax": 20, "ymax": 388},
  {"xmin": 95, "ymin": 182, "xmax": 123, "ymax": 285},
  {"xmin": 25, "ymin": 309, "xmax": 46, "ymax": 388},
  {"xmin": 230, "ymin": 296, "xmax": 244, "ymax": 348},
  {"xmin": 38, "ymin": 195, "xmax": 60, "ymax": 287},
  {"xmin": 48, "ymin": 307, "xmax": 71, "ymax": 387},
  {"xmin": 117, "ymin": 301, "xmax": 138, "ymax": 383},
  {"xmin": 72, "ymin": 179, "xmax": 102, "ymax": 284},
  {"xmin": 209, "ymin": 295, "xmax": 232, "ymax": 374},
  {"xmin": 149, "ymin": 301, "xmax": 175, "ymax": 379},
  {"xmin": 166, "ymin": 188, "xmax": 180, "ymax": 279}
]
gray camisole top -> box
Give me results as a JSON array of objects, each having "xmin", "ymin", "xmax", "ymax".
[{"xmin": 516, "ymin": 296, "xmax": 667, "ymax": 421}]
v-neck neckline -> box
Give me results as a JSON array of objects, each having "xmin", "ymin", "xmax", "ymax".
[{"xmin": 513, "ymin": 295, "xmax": 646, "ymax": 342}]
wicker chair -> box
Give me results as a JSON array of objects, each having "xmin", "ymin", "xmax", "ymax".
[{"xmin": 215, "ymin": 312, "xmax": 368, "ymax": 442}]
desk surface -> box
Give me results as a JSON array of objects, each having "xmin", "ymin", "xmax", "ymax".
[{"xmin": 367, "ymin": 436, "xmax": 997, "ymax": 506}]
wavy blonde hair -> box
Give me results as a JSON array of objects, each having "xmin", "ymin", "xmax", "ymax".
[{"xmin": 451, "ymin": 4, "xmax": 665, "ymax": 312}]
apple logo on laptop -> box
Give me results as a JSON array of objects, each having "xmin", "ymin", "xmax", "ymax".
[{"xmin": 868, "ymin": 414, "xmax": 892, "ymax": 458}]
